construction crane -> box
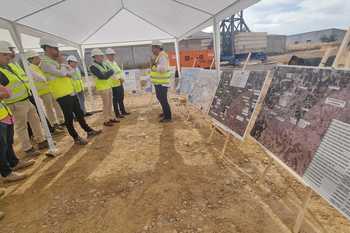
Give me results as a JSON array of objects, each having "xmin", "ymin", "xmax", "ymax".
[
  {"xmin": 220, "ymin": 10, "xmax": 250, "ymax": 57},
  {"xmin": 220, "ymin": 10, "xmax": 266, "ymax": 65}
]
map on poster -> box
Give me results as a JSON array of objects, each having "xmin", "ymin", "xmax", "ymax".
[
  {"xmin": 209, "ymin": 69, "xmax": 268, "ymax": 139},
  {"xmin": 250, "ymin": 65, "xmax": 350, "ymax": 220},
  {"xmin": 123, "ymin": 69, "xmax": 140, "ymax": 93},
  {"xmin": 178, "ymin": 68, "xmax": 203, "ymax": 95},
  {"xmin": 188, "ymin": 69, "xmax": 220, "ymax": 113}
]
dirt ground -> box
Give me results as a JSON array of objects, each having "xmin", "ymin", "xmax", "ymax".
[{"xmin": 0, "ymin": 93, "xmax": 350, "ymax": 233}]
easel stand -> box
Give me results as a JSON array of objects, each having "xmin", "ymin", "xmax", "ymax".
[
  {"xmin": 257, "ymin": 157, "xmax": 273, "ymax": 184},
  {"xmin": 293, "ymin": 188, "xmax": 313, "ymax": 233},
  {"xmin": 207, "ymin": 121, "xmax": 318, "ymax": 233}
]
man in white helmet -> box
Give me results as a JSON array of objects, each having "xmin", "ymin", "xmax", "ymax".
[
  {"xmin": 105, "ymin": 48, "xmax": 129, "ymax": 118},
  {"xmin": 39, "ymin": 38, "xmax": 101, "ymax": 145},
  {"xmin": 25, "ymin": 50, "xmax": 64, "ymax": 135},
  {"xmin": 90, "ymin": 48, "xmax": 119, "ymax": 127},
  {"xmin": 66, "ymin": 55, "xmax": 88, "ymax": 115},
  {"xmin": 150, "ymin": 40, "xmax": 172, "ymax": 122},
  {"xmin": 0, "ymin": 41, "xmax": 49, "ymax": 156},
  {"xmin": 0, "ymin": 43, "xmax": 36, "ymax": 184}
]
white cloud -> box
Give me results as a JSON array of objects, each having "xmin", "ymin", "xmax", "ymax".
[
  {"xmin": 244, "ymin": 0, "xmax": 350, "ymax": 35},
  {"xmin": 203, "ymin": 0, "xmax": 349, "ymax": 35}
]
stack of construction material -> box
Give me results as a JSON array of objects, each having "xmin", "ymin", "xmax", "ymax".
[{"xmin": 234, "ymin": 32, "xmax": 267, "ymax": 54}]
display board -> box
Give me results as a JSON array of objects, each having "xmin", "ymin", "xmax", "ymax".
[
  {"xmin": 251, "ymin": 65, "xmax": 350, "ymax": 220},
  {"xmin": 209, "ymin": 69, "xmax": 268, "ymax": 139},
  {"xmin": 123, "ymin": 69, "xmax": 140, "ymax": 93},
  {"xmin": 188, "ymin": 69, "xmax": 220, "ymax": 113},
  {"xmin": 178, "ymin": 68, "xmax": 203, "ymax": 95}
]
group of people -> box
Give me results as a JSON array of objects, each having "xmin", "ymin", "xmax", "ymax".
[{"xmin": 0, "ymin": 39, "xmax": 172, "ymax": 220}]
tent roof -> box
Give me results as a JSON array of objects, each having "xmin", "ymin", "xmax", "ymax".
[{"xmin": 0, "ymin": 0, "xmax": 260, "ymax": 48}]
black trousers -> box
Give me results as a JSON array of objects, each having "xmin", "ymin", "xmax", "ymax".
[
  {"xmin": 0, "ymin": 123, "xmax": 19, "ymax": 177},
  {"xmin": 112, "ymin": 85, "xmax": 127, "ymax": 116},
  {"xmin": 56, "ymin": 95, "xmax": 92, "ymax": 139},
  {"xmin": 155, "ymin": 85, "xmax": 172, "ymax": 119}
]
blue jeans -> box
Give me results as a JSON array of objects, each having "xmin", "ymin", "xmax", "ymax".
[{"xmin": 0, "ymin": 123, "xmax": 19, "ymax": 177}]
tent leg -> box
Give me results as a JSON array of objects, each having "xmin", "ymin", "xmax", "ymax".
[
  {"xmin": 212, "ymin": 17, "xmax": 221, "ymax": 80},
  {"xmin": 9, "ymin": 23, "xmax": 58, "ymax": 157},
  {"xmin": 78, "ymin": 45, "xmax": 96, "ymax": 113},
  {"xmin": 174, "ymin": 39, "xmax": 182, "ymax": 91}
]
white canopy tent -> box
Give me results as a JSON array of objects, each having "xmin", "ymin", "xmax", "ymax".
[{"xmin": 0, "ymin": 0, "xmax": 260, "ymax": 154}]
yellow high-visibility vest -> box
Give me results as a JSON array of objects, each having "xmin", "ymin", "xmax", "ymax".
[
  {"xmin": 30, "ymin": 64, "xmax": 51, "ymax": 96},
  {"xmin": 150, "ymin": 51, "xmax": 171, "ymax": 85},
  {"xmin": 8, "ymin": 63, "xmax": 30, "ymax": 89},
  {"xmin": 41, "ymin": 55, "xmax": 74, "ymax": 99},
  {"xmin": 105, "ymin": 60, "xmax": 122, "ymax": 88},
  {"xmin": 71, "ymin": 68, "xmax": 84, "ymax": 93},
  {"xmin": 0, "ymin": 101, "xmax": 12, "ymax": 120},
  {"xmin": 91, "ymin": 62, "xmax": 112, "ymax": 91},
  {"xmin": 0, "ymin": 66, "xmax": 30, "ymax": 104}
]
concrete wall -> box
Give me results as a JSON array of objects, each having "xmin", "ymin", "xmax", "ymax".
[
  {"xmin": 266, "ymin": 34, "xmax": 287, "ymax": 54},
  {"xmin": 287, "ymin": 28, "xmax": 346, "ymax": 45}
]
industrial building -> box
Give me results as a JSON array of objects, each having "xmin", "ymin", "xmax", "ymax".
[{"xmin": 287, "ymin": 28, "xmax": 346, "ymax": 45}]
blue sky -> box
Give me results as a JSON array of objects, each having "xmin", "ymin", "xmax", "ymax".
[{"xmin": 204, "ymin": 0, "xmax": 350, "ymax": 35}]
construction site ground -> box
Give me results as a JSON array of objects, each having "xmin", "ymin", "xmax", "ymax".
[{"xmin": 0, "ymin": 93, "xmax": 350, "ymax": 233}]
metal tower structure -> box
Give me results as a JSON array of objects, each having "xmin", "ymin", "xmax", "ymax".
[{"xmin": 220, "ymin": 10, "xmax": 250, "ymax": 56}]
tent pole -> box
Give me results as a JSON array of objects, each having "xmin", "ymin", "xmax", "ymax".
[
  {"xmin": 9, "ymin": 22, "xmax": 58, "ymax": 156},
  {"xmin": 174, "ymin": 39, "xmax": 182, "ymax": 90},
  {"xmin": 212, "ymin": 17, "xmax": 221, "ymax": 80},
  {"xmin": 78, "ymin": 45, "xmax": 96, "ymax": 112}
]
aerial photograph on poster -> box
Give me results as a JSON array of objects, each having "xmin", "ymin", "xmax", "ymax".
[
  {"xmin": 188, "ymin": 69, "xmax": 220, "ymax": 113},
  {"xmin": 209, "ymin": 69, "xmax": 268, "ymax": 139},
  {"xmin": 251, "ymin": 65, "xmax": 350, "ymax": 176}
]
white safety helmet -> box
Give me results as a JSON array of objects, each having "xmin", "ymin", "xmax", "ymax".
[
  {"xmin": 25, "ymin": 50, "xmax": 39, "ymax": 59},
  {"xmin": 39, "ymin": 38, "xmax": 59, "ymax": 48},
  {"xmin": 0, "ymin": 41, "xmax": 15, "ymax": 49},
  {"xmin": 0, "ymin": 41, "xmax": 13, "ymax": 54},
  {"xmin": 91, "ymin": 48, "xmax": 104, "ymax": 57},
  {"xmin": 67, "ymin": 55, "xmax": 78, "ymax": 63},
  {"xmin": 105, "ymin": 48, "xmax": 116, "ymax": 55},
  {"xmin": 152, "ymin": 40, "xmax": 162, "ymax": 47}
]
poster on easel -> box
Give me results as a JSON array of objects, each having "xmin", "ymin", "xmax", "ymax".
[
  {"xmin": 250, "ymin": 65, "xmax": 350, "ymax": 220},
  {"xmin": 188, "ymin": 69, "xmax": 220, "ymax": 113},
  {"xmin": 178, "ymin": 68, "xmax": 203, "ymax": 95},
  {"xmin": 208, "ymin": 68, "xmax": 268, "ymax": 139}
]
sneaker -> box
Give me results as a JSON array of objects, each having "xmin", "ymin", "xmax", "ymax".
[
  {"xmin": 2, "ymin": 172, "xmax": 27, "ymax": 183},
  {"xmin": 110, "ymin": 119, "xmax": 120, "ymax": 123},
  {"xmin": 122, "ymin": 112, "xmax": 130, "ymax": 116},
  {"xmin": 103, "ymin": 121, "xmax": 114, "ymax": 127},
  {"xmin": 12, "ymin": 160, "xmax": 35, "ymax": 171},
  {"xmin": 74, "ymin": 137, "xmax": 88, "ymax": 145},
  {"xmin": 160, "ymin": 118, "xmax": 172, "ymax": 123},
  {"xmin": 38, "ymin": 140, "xmax": 49, "ymax": 150},
  {"xmin": 87, "ymin": 129, "xmax": 102, "ymax": 138},
  {"xmin": 25, "ymin": 147, "xmax": 41, "ymax": 157},
  {"xmin": 116, "ymin": 114, "xmax": 125, "ymax": 118},
  {"xmin": 0, "ymin": 211, "xmax": 4, "ymax": 221}
]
